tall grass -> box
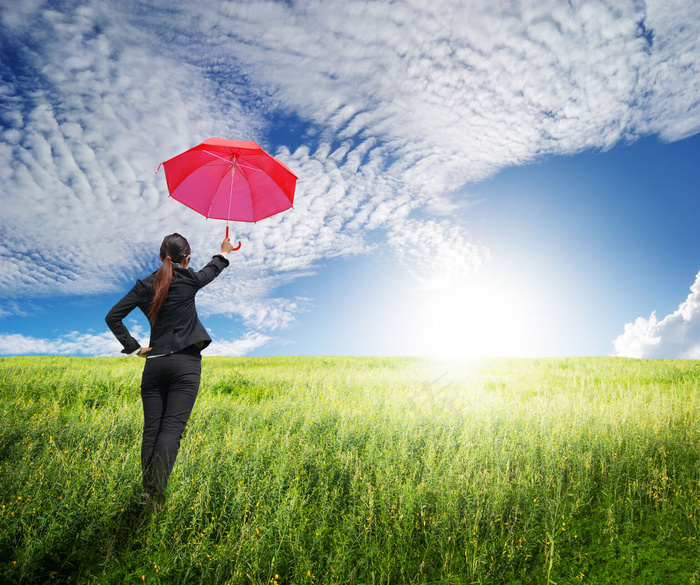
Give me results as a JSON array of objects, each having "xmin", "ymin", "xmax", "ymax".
[{"xmin": 1, "ymin": 356, "xmax": 699, "ymax": 584}]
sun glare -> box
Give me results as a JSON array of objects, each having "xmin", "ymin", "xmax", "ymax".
[{"xmin": 412, "ymin": 279, "xmax": 541, "ymax": 358}]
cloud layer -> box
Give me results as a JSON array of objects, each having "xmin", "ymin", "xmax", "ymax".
[
  {"xmin": 0, "ymin": 328, "xmax": 270, "ymax": 358},
  {"xmin": 613, "ymin": 271, "xmax": 700, "ymax": 359},
  {"xmin": 0, "ymin": 331, "xmax": 124, "ymax": 356},
  {"xmin": 2, "ymin": 0, "xmax": 700, "ymax": 355}
]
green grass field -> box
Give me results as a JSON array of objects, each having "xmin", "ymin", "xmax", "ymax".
[{"xmin": 0, "ymin": 356, "xmax": 699, "ymax": 584}]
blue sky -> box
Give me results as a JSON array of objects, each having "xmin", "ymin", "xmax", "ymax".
[{"xmin": 1, "ymin": 0, "xmax": 700, "ymax": 359}]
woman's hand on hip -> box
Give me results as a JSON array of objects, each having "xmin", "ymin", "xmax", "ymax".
[{"xmin": 137, "ymin": 347, "xmax": 153, "ymax": 358}]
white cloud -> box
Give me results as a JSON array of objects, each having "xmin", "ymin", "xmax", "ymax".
[
  {"xmin": 0, "ymin": 0, "xmax": 260, "ymax": 297},
  {"xmin": 204, "ymin": 0, "xmax": 700, "ymax": 167},
  {"xmin": 197, "ymin": 269, "xmax": 313, "ymax": 332},
  {"xmin": 175, "ymin": 0, "xmax": 700, "ymax": 297},
  {"xmin": 387, "ymin": 219, "xmax": 489, "ymax": 290},
  {"xmin": 643, "ymin": 0, "xmax": 700, "ymax": 141},
  {"xmin": 0, "ymin": 300, "xmax": 36, "ymax": 319},
  {"xmin": 0, "ymin": 327, "xmax": 270, "ymax": 357},
  {"xmin": 206, "ymin": 332, "xmax": 272, "ymax": 357},
  {"xmin": 0, "ymin": 323, "xmax": 152, "ymax": 357},
  {"xmin": 613, "ymin": 271, "xmax": 700, "ymax": 359},
  {"xmin": 0, "ymin": 331, "xmax": 124, "ymax": 356}
]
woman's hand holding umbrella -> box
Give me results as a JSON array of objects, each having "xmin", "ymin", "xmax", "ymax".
[{"xmin": 220, "ymin": 236, "xmax": 238, "ymax": 257}]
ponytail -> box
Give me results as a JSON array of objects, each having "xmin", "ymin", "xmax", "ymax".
[
  {"xmin": 148, "ymin": 233, "xmax": 191, "ymax": 325},
  {"xmin": 148, "ymin": 256, "xmax": 175, "ymax": 325}
]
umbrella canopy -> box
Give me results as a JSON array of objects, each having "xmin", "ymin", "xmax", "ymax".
[{"xmin": 160, "ymin": 138, "xmax": 297, "ymax": 229}]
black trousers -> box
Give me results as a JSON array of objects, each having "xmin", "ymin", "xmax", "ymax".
[{"xmin": 140, "ymin": 351, "xmax": 201, "ymax": 500}]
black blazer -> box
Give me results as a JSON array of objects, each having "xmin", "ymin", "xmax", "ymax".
[{"xmin": 106, "ymin": 255, "xmax": 229, "ymax": 356}]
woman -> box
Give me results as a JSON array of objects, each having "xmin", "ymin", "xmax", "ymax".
[{"xmin": 106, "ymin": 233, "xmax": 236, "ymax": 507}]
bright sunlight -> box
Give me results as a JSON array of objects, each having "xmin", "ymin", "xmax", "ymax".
[{"xmin": 410, "ymin": 276, "xmax": 547, "ymax": 358}]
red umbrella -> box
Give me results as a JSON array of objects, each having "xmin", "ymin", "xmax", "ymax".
[{"xmin": 159, "ymin": 137, "xmax": 297, "ymax": 247}]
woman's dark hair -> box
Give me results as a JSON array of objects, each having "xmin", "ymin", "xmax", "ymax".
[{"xmin": 148, "ymin": 233, "xmax": 191, "ymax": 325}]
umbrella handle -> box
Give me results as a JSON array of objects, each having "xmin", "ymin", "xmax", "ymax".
[{"xmin": 225, "ymin": 226, "xmax": 242, "ymax": 251}]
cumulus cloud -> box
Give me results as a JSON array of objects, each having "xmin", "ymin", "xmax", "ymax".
[{"xmin": 613, "ymin": 271, "xmax": 700, "ymax": 359}]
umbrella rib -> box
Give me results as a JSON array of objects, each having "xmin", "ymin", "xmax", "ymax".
[
  {"xmin": 234, "ymin": 162, "xmax": 256, "ymax": 221},
  {"xmin": 203, "ymin": 149, "xmax": 239, "ymax": 164},
  {"xmin": 226, "ymin": 160, "xmax": 235, "ymax": 229},
  {"xmin": 236, "ymin": 161, "xmax": 265, "ymax": 173},
  {"xmin": 200, "ymin": 149, "xmax": 238, "ymax": 219}
]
